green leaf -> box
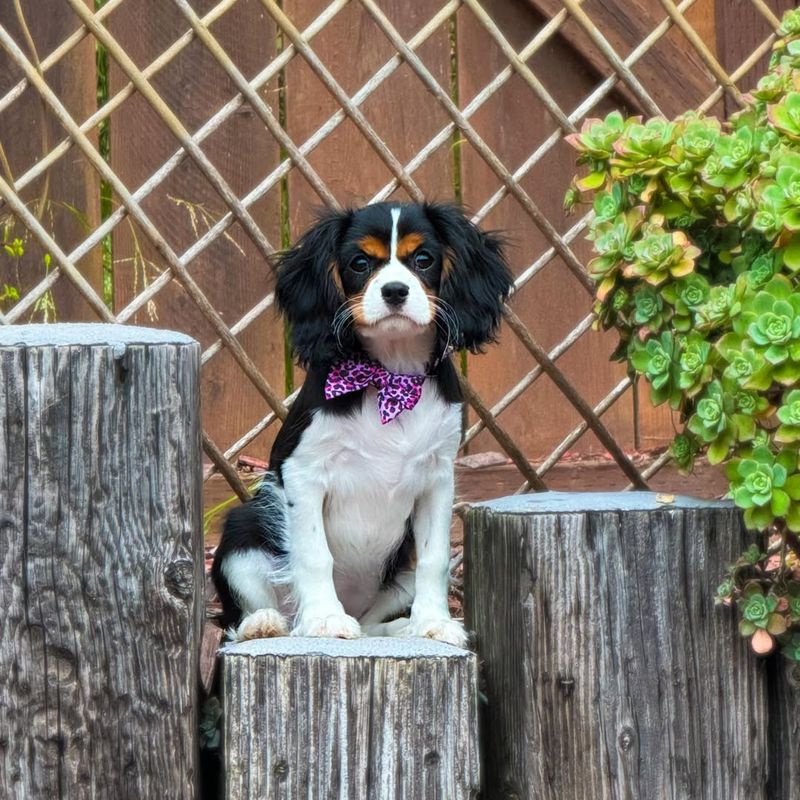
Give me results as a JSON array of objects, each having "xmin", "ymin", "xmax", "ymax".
[
  {"xmin": 708, "ymin": 436, "xmax": 730, "ymax": 464},
  {"xmin": 785, "ymin": 475, "xmax": 800, "ymax": 500},
  {"xmin": 784, "ymin": 235, "xmax": 800, "ymax": 271},
  {"xmin": 739, "ymin": 619, "xmax": 757, "ymax": 637},
  {"xmin": 772, "ymin": 488, "xmax": 791, "ymax": 517},
  {"xmin": 767, "ymin": 613, "xmax": 788, "ymax": 635},
  {"xmin": 577, "ymin": 171, "xmax": 606, "ymax": 191}
]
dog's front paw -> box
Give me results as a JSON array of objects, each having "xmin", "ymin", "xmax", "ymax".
[
  {"xmin": 406, "ymin": 616, "xmax": 469, "ymax": 648},
  {"xmin": 292, "ymin": 611, "xmax": 361, "ymax": 639},
  {"xmin": 230, "ymin": 608, "xmax": 289, "ymax": 642}
]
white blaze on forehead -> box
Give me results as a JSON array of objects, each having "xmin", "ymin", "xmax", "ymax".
[
  {"xmin": 390, "ymin": 207, "xmax": 401, "ymax": 262},
  {"xmin": 360, "ymin": 206, "xmax": 431, "ymax": 328}
]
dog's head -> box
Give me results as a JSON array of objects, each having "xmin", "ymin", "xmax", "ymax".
[{"xmin": 276, "ymin": 202, "xmax": 512, "ymax": 367}]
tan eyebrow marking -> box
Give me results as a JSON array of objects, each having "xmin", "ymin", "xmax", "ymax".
[
  {"xmin": 396, "ymin": 233, "xmax": 425, "ymax": 259},
  {"xmin": 358, "ymin": 236, "xmax": 389, "ymax": 260}
]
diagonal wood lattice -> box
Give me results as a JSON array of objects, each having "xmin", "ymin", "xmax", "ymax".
[{"xmin": 0, "ymin": 0, "xmax": 793, "ymax": 507}]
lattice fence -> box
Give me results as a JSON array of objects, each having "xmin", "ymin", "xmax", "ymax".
[{"xmin": 0, "ymin": 0, "xmax": 793, "ymax": 506}]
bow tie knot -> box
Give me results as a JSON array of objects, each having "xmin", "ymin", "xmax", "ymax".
[{"xmin": 324, "ymin": 358, "xmax": 426, "ymax": 424}]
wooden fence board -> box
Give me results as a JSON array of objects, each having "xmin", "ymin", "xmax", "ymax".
[
  {"xmin": 457, "ymin": 0, "xmax": 643, "ymax": 460},
  {"xmin": 108, "ymin": 0, "xmax": 286, "ymax": 458},
  {"xmin": 284, "ymin": 0, "xmax": 454, "ymax": 226},
  {"xmin": 0, "ymin": 0, "xmax": 102, "ymax": 322}
]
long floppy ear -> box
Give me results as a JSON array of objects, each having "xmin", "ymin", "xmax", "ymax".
[
  {"xmin": 425, "ymin": 203, "xmax": 512, "ymax": 352},
  {"xmin": 275, "ymin": 209, "xmax": 353, "ymax": 367}
]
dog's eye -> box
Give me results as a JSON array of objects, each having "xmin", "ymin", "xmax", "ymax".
[
  {"xmin": 413, "ymin": 250, "xmax": 433, "ymax": 270},
  {"xmin": 350, "ymin": 255, "xmax": 370, "ymax": 273}
]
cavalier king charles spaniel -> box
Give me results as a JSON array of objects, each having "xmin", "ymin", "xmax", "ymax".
[{"xmin": 212, "ymin": 202, "xmax": 511, "ymax": 647}]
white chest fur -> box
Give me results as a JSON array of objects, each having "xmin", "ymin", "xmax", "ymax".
[{"xmin": 280, "ymin": 382, "xmax": 462, "ymax": 616}]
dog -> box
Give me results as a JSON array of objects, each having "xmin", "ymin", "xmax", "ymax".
[{"xmin": 211, "ymin": 202, "xmax": 511, "ymax": 646}]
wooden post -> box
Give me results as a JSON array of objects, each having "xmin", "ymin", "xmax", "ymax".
[
  {"xmin": 464, "ymin": 492, "xmax": 770, "ymax": 800},
  {"xmin": 0, "ymin": 324, "xmax": 202, "ymax": 799},
  {"xmin": 221, "ymin": 637, "xmax": 480, "ymax": 799}
]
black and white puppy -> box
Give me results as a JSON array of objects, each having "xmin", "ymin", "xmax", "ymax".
[{"xmin": 212, "ymin": 202, "xmax": 511, "ymax": 646}]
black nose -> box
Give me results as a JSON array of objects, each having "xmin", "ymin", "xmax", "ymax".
[{"xmin": 381, "ymin": 281, "xmax": 409, "ymax": 306}]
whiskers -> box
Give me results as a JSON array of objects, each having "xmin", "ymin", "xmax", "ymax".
[
  {"xmin": 431, "ymin": 297, "xmax": 460, "ymax": 355},
  {"xmin": 332, "ymin": 297, "xmax": 359, "ymax": 349}
]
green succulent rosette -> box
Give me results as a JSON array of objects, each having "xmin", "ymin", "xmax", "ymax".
[
  {"xmin": 670, "ymin": 432, "xmax": 701, "ymax": 475},
  {"xmin": 662, "ymin": 273, "xmax": 710, "ymax": 331},
  {"xmin": 677, "ymin": 332, "xmax": 714, "ymax": 396},
  {"xmin": 777, "ymin": 389, "xmax": 800, "ymax": 443},
  {"xmin": 694, "ymin": 283, "xmax": 744, "ymax": 331},
  {"xmin": 733, "ymin": 276, "xmax": 800, "ymax": 383},
  {"xmin": 624, "ymin": 219, "xmax": 701, "ymax": 286},
  {"xmin": 611, "ymin": 117, "xmax": 677, "ymax": 179},
  {"xmin": 702, "ymin": 126, "xmax": 758, "ymax": 191},
  {"xmin": 565, "ymin": 111, "xmax": 628, "ymax": 190},
  {"xmin": 726, "ymin": 445, "xmax": 800, "ymax": 529},
  {"xmin": 587, "ymin": 210, "xmax": 643, "ymax": 300},
  {"xmin": 737, "ymin": 585, "xmax": 785, "ymax": 637},
  {"xmin": 628, "ymin": 331, "xmax": 681, "ymax": 408},
  {"xmin": 716, "ymin": 333, "xmax": 774, "ymax": 391},
  {"xmin": 769, "ymin": 92, "xmax": 800, "ymax": 141},
  {"xmin": 687, "ymin": 380, "xmax": 748, "ymax": 464}
]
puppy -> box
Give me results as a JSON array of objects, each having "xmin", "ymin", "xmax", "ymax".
[{"xmin": 211, "ymin": 202, "xmax": 511, "ymax": 646}]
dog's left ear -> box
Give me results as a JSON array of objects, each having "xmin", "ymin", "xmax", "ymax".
[
  {"xmin": 425, "ymin": 203, "xmax": 512, "ymax": 352},
  {"xmin": 276, "ymin": 209, "xmax": 353, "ymax": 368}
]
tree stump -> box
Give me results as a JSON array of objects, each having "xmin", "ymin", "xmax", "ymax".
[
  {"xmin": 464, "ymin": 492, "xmax": 769, "ymax": 800},
  {"xmin": 221, "ymin": 637, "xmax": 480, "ymax": 799},
  {"xmin": 0, "ymin": 324, "xmax": 202, "ymax": 799}
]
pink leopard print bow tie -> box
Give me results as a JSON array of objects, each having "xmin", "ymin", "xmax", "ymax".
[{"xmin": 324, "ymin": 358, "xmax": 426, "ymax": 424}]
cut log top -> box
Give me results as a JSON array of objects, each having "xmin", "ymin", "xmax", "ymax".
[
  {"xmin": 471, "ymin": 489, "xmax": 732, "ymax": 515},
  {"xmin": 0, "ymin": 322, "xmax": 196, "ymax": 348},
  {"xmin": 221, "ymin": 635, "xmax": 472, "ymax": 660}
]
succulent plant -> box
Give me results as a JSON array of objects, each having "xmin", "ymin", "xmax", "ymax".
[
  {"xmin": 629, "ymin": 331, "xmax": 680, "ymax": 407},
  {"xmin": 776, "ymin": 389, "xmax": 800, "ymax": 442},
  {"xmin": 677, "ymin": 332, "xmax": 713, "ymax": 396},
  {"xmin": 567, "ymin": 7, "xmax": 800, "ymax": 663},
  {"xmin": 624, "ymin": 219, "xmax": 700, "ymax": 286}
]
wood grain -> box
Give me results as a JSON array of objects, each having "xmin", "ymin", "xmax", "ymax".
[
  {"xmin": 221, "ymin": 637, "xmax": 480, "ymax": 800},
  {"xmin": 108, "ymin": 0, "xmax": 286, "ymax": 458},
  {"xmin": 716, "ymin": 0, "xmax": 795, "ymax": 117},
  {"xmin": 464, "ymin": 492, "xmax": 771, "ymax": 799},
  {"xmin": 0, "ymin": 0, "xmax": 103, "ymax": 321},
  {"xmin": 457, "ymin": 0, "xmax": 644, "ymax": 459},
  {"xmin": 526, "ymin": 0, "xmax": 717, "ymax": 117},
  {"xmin": 0, "ymin": 324, "xmax": 202, "ymax": 799}
]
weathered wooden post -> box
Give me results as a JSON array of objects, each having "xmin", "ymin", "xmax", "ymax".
[
  {"xmin": 221, "ymin": 637, "xmax": 480, "ymax": 799},
  {"xmin": 0, "ymin": 324, "xmax": 202, "ymax": 799},
  {"xmin": 464, "ymin": 492, "xmax": 769, "ymax": 800}
]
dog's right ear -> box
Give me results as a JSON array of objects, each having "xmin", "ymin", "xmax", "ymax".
[{"xmin": 276, "ymin": 209, "xmax": 353, "ymax": 368}]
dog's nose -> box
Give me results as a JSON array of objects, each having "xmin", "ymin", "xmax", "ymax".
[{"xmin": 381, "ymin": 282, "xmax": 409, "ymax": 307}]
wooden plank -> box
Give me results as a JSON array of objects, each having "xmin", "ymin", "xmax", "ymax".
[
  {"xmin": 221, "ymin": 637, "xmax": 480, "ymax": 800},
  {"xmin": 464, "ymin": 492, "xmax": 770, "ymax": 799},
  {"xmin": 767, "ymin": 656, "xmax": 800, "ymax": 800},
  {"xmin": 526, "ymin": 0, "xmax": 717, "ymax": 117},
  {"xmin": 108, "ymin": 0, "xmax": 285, "ymax": 459},
  {"xmin": 0, "ymin": 323, "xmax": 202, "ymax": 799},
  {"xmin": 0, "ymin": 0, "xmax": 103, "ymax": 321},
  {"xmin": 457, "ymin": 0, "xmax": 649, "ymax": 462},
  {"xmin": 283, "ymin": 0, "xmax": 454, "ymax": 230},
  {"xmin": 716, "ymin": 0, "xmax": 795, "ymax": 117}
]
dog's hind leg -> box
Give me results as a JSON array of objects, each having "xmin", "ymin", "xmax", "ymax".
[
  {"xmin": 221, "ymin": 550, "xmax": 289, "ymax": 642},
  {"xmin": 211, "ymin": 475, "xmax": 291, "ymax": 642}
]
